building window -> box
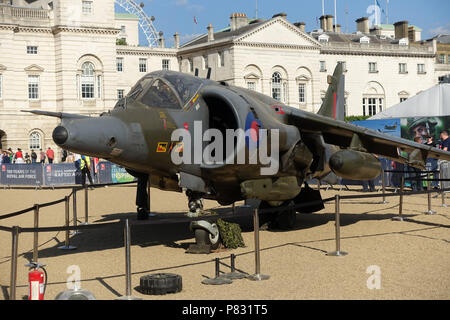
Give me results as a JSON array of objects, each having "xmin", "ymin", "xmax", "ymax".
[
  {"xmin": 247, "ymin": 82, "xmax": 256, "ymax": 91},
  {"xmin": 121, "ymin": 25, "xmax": 126, "ymax": 34},
  {"xmin": 218, "ymin": 51, "xmax": 225, "ymax": 67},
  {"xmin": 97, "ymin": 75, "xmax": 102, "ymax": 99},
  {"xmin": 28, "ymin": 75, "xmax": 39, "ymax": 100},
  {"xmin": 139, "ymin": 58, "xmax": 147, "ymax": 73},
  {"xmin": 29, "ymin": 132, "xmax": 41, "ymax": 150},
  {"xmin": 271, "ymin": 72, "xmax": 282, "ymax": 101},
  {"xmin": 363, "ymin": 97, "xmax": 383, "ymax": 116},
  {"xmin": 27, "ymin": 46, "xmax": 38, "ymax": 54},
  {"xmin": 298, "ymin": 83, "xmax": 306, "ymax": 104},
  {"xmin": 399, "ymin": 63, "xmax": 407, "ymax": 74},
  {"xmin": 81, "ymin": 62, "xmax": 95, "ymax": 99},
  {"xmin": 82, "ymin": 1, "xmax": 93, "ymax": 14},
  {"xmin": 369, "ymin": 62, "xmax": 378, "ymax": 73},
  {"xmin": 117, "ymin": 89, "xmax": 124, "ymax": 99},
  {"xmin": 319, "ymin": 61, "xmax": 326, "ymax": 72},
  {"xmin": 189, "ymin": 58, "xmax": 193, "ymax": 72},
  {"xmin": 203, "ymin": 55, "xmax": 208, "ymax": 69},
  {"xmin": 448, "ymin": 55, "xmax": 450, "ymax": 64},
  {"xmin": 400, "ymin": 97, "xmax": 407, "ymax": 103},
  {"xmin": 162, "ymin": 59, "xmax": 170, "ymax": 70},
  {"xmin": 417, "ymin": 64, "xmax": 425, "ymax": 74},
  {"xmin": 438, "ymin": 54, "xmax": 445, "ymax": 64},
  {"xmin": 116, "ymin": 57, "xmax": 124, "ymax": 72}
]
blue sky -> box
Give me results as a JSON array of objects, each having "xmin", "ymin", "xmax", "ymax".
[{"xmin": 115, "ymin": 0, "xmax": 450, "ymax": 47}]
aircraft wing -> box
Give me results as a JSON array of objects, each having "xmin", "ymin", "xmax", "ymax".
[
  {"xmin": 21, "ymin": 110, "xmax": 90, "ymax": 119},
  {"xmin": 287, "ymin": 108, "xmax": 450, "ymax": 167}
]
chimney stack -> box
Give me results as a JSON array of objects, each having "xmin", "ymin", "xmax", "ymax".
[
  {"xmin": 334, "ymin": 24, "xmax": 341, "ymax": 33},
  {"xmin": 326, "ymin": 15, "xmax": 334, "ymax": 32},
  {"xmin": 173, "ymin": 31, "xmax": 180, "ymax": 49},
  {"xmin": 230, "ymin": 13, "xmax": 248, "ymax": 31},
  {"xmin": 294, "ymin": 22, "xmax": 306, "ymax": 32},
  {"xmin": 272, "ymin": 12, "xmax": 288, "ymax": 20},
  {"xmin": 356, "ymin": 17, "xmax": 369, "ymax": 34},
  {"xmin": 394, "ymin": 21, "xmax": 409, "ymax": 39},
  {"xmin": 319, "ymin": 15, "xmax": 327, "ymax": 31},
  {"xmin": 159, "ymin": 31, "xmax": 165, "ymax": 48},
  {"xmin": 207, "ymin": 23, "xmax": 214, "ymax": 42}
]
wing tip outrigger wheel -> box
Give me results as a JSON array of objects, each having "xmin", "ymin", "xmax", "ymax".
[{"xmin": 190, "ymin": 220, "xmax": 221, "ymax": 250}]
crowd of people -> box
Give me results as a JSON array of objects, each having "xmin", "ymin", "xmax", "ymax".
[{"xmin": 0, "ymin": 147, "xmax": 57, "ymax": 164}]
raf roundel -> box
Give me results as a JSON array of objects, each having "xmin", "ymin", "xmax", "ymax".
[{"xmin": 245, "ymin": 112, "xmax": 262, "ymax": 149}]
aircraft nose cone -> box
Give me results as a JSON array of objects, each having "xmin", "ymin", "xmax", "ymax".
[{"xmin": 52, "ymin": 126, "xmax": 68, "ymax": 145}]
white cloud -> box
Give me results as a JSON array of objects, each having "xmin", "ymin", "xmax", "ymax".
[
  {"xmin": 175, "ymin": 0, "xmax": 189, "ymax": 6},
  {"xmin": 429, "ymin": 23, "xmax": 450, "ymax": 36}
]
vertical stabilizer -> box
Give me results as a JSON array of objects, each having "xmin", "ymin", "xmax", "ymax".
[{"xmin": 317, "ymin": 63, "xmax": 345, "ymax": 121}]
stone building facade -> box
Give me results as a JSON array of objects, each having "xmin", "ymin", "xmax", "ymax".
[{"xmin": 0, "ymin": 1, "xmax": 446, "ymax": 160}]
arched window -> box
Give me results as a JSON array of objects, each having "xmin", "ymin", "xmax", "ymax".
[
  {"xmin": 272, "ymin": 72, "xmax": 282, "ymax": 101},
  {"xmin": 81, "ymin": 62, "xmax": 95, "ymax": 99},
  {"xmin": 29, "ymin": 131, "xmax": 41, "ymax": 150}
]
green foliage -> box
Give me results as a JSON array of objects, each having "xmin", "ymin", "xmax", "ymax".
[
  {"xmin": 116, "ymin": 38, "xmax": 127, "ymax": 46},
  {"xmin": 216, "ymin": 218, "xmax": 245, "ymax": 249},
  {"xmin": 345, "ymin": 115, "xmax": 371, "ymax": 122}
]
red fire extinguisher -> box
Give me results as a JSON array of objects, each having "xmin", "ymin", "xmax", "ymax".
[{"xmin": 26, "ymin": 263, "xmax": 47, "ymax": 300}]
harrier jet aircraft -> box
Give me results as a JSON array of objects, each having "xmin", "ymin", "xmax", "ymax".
[{"xmin": 24, "ymin": 63, "xmax": 450, "ymax": 231}]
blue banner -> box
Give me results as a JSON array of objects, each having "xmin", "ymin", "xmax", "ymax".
[
  {"xmin": 44, "ymin": 163, "xmax": 77, "ymax": 186},
  {"xmin": 0, "ymin": 164, "xmax": 44, "ymax": 186}
]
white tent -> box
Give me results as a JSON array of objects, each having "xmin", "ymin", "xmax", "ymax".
[{"xmin": 370, "ymin": 83, "xmax": 450, "ymax": 119}]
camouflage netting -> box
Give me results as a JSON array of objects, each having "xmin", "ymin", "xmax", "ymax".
[{"xmin": 216, "ymin": 218, "xmax": 245, "ymax": 249}]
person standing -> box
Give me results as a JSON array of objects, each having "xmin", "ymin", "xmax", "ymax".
[
  {"xmin": 440, "ymin": 130, "xmax": 449, "ymax": 151},
  {"xmin": 14, "ymin": 148, "xmax": 24, "ymax": 164},
  {"xmin": 46, "ymin": 147, "xmax": 55, "ymax": 164},
  {"xmin": 1, "ymin": 151, "xmax": 10, "ymax": 164},
  {"xmin": 31, "ymin": 150, "xmax": 37, "ymax": 163},
  {"xmin": 24, "ymin": 152, "xmax": 31, "ymax": 164},
  {"xmin": 80, "ymin": 154, "xmax": 94, "ymax": 186},
  {"xmin": 39, "ymin": 149, "xmax": 46, "ymax": 164},
  {"xmin": 425, "ymin": 136, "xmax": 439, "ymax": 189}
]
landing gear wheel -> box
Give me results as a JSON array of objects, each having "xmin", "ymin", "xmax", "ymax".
[
  {"xmin": 194, "ymin": 223, "xmax": 221, "ymax": 250},
  {"xmin": 187, "ymin": 190, "xmax": 204, "ymax": 217},
  {"xmin": 139, "ymin": 273, "xmax": 182, "ymax": 295}
]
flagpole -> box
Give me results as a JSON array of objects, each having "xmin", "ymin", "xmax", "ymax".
[
  {"xmin": 322, "ymin": 0, "xmax": 325, "ymax": 16},
  {"xmin": 334, "ymin": 0, "xmax": 337, "ymax": 32},
  {"xmin": 386, "ymin": 0, "xmax": 388, "ymax": 24},
  {"xmin": 256, "ymin": 0, "xmax": 258, "ymax": 19}
]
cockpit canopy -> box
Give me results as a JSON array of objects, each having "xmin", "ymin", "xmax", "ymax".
[{"xmin": 116, "ymin": 71, "xmax": 206, "ymax": 110}]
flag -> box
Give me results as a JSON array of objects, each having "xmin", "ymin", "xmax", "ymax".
[
  {"xmin": 193, "ymin": 16, "xmax": 198, "ymax": 24},
  {"xmin": 376, "ymin": 0, "xmax": 386, "ymax": 14}
]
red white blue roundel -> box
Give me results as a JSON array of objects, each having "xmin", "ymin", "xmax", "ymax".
[{"xmin": 245, "ymin": 112, "xmax": 262, "ymax": 149}]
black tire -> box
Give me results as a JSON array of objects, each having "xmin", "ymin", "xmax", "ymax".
[
  {"xmin": 194, "ymin": 226, "xmax": 221, "ymax": 250},
  {"xmin": 139, "ymin": 273, "xmax": 182, "ymax": 295}
]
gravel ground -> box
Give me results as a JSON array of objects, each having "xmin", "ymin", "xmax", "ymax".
[{"xmin": 0, "ymin": 184, "xmax": 449, "ymax": 300}]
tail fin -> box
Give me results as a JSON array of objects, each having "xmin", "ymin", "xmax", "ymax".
[{"xmin": 317, "ymin": 62, "xmax": 345, "ymax": 121}]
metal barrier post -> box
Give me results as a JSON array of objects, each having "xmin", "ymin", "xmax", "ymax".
[
  {"xmin": 58, "ymin": 196, "xmax": 76, "ymax": 250},
  {"xmin": 223, "ymin": 254, "xmax": 247, "ymax": 280},
  {"xmin": 327, "ymin": 195, "xmax": 348, "ymax": 256},
  {"xmin": 32, "ymin": 204, "xmax": 39, "ymax": 263},
  {"xmin": 117, "ymin": 219, "xmax": 142, "ymax": 300},
  {"xmin": 393, "ymin": 176, "xmax": 406, "ymax": 221},
  {"xmin": 9, "ymin": 226, "xmax": 19, "ymax": 300},
  {"xmin": 380, "ymin": 169, "xmax": 388, "ymax": 204},
  {"xmin": 83, "ymin": 186, "xmax": 90, "ymax": 225},
  {"xmin": 441, "ymin": 163, "xmax": 448, "ymax": 208},
  {"xmin": 425, "ymin": 172, "xmax": 436, "ymax": 215},
  {"xmin": 247, "ymin": 208, "xmax": 269, "ymax": 281},
  {"xmin": 71, "ymin": 188, "xmax": 81, "ymax": 234}
]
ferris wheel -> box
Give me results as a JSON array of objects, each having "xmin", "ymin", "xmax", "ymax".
[{"xmin": 115, "ymin": 0, "xmax": 160, "ymax": 48}]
